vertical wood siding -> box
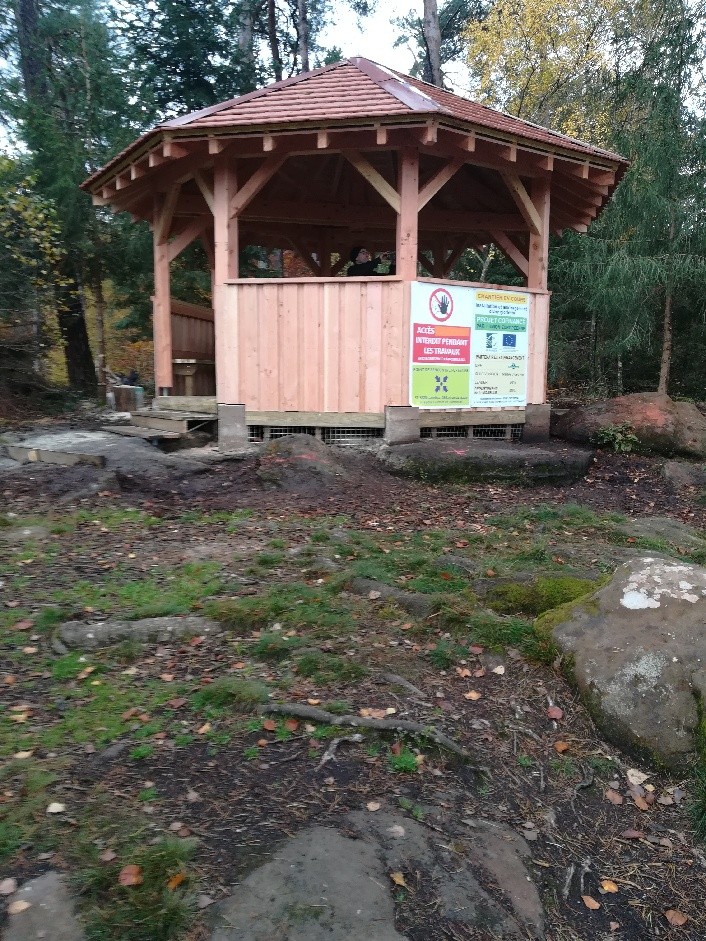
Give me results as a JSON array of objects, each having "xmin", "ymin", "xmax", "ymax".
[{"xmin": 218, "ymin": 279, "xmax": 409, "ymax": 410}]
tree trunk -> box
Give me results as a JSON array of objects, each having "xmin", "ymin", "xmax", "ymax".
[
  {"xmin": 297, "ymin": 0, "xmax": 310, "ymax": 72},
  {"xmin": 93, "ymin": 274, "xmax": 107, "ymax": 401},
  {"xmin": 13, "ymin": 0, "xmax": 47, "ymax": 100},
  {"xmin": 267, "ymin": 0, "xmax": 283, "ymax": 81},
  {"xmin": 422, "ymin": 0, "xmax": 442, "ymax": 86},
  {"xmin": 657, "ymin": 285, "xmax": 672, "ymax": 394},
  {"xmin": 56, "ymin": 271, "xmax": 97, "ymax": 393}
]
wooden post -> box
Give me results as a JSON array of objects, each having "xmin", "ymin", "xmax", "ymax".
[
  {"xmin": 320, "ymin": 229, "xmax": 332, "ymax": 276},
  {"xmin": 396, "ymin": 148, "xmax": 419, "ymax": 281},
  {"xmin": 213, "ymin": 159, "xmax": 239, "ymax": 404},
  {"xmin": 153, "ymin": 194, "xmax": 173, "ymax": 393},
  {"xmin": 527, "ymin": 177, "xmax": 551, "ymax": 405}
]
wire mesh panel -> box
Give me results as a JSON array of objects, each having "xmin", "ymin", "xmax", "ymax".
[
  {"xmin": 421, "ymin": 426, "xmax": 469, "ymax": 438},
  {"xmin": 268, "ymin": 426, "xmax": 317, "ymax": 439},
  {"xmin": 322, "ymin": 427, "xmax": 384, "ymax": 446},
  {"xmin": 509, "ymin": 424, "xmax": 523, "ymax": 442},
  {"xmin": 248, "ymin": 425, "xmax": 265, "ymax": 442},
  {"xmin": 472, "ymin": 424, "xmax": 524, "ymax": 440}
]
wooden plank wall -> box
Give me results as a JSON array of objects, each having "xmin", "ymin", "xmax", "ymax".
[
  {"xmin": 219, "ymin": 279, "xmax": 409, "ymax": 411},
  {"xmin": 170, "ymin": 306, "xmax": 215, "ymax": 360}
]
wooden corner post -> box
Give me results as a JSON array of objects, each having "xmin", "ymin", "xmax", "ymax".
[
  {"xmin": 213, "ymin": 158, "xmax": 239, "ymax": 405},
  {"xmin": 396, "ymin": 147, "xmax": 420, "ymax": 281},
  {"xmin": 527, "ymin": 176, "xmax": 551, "ymax": 405},
  {"xmin": 153, "ymin": 191, "xmax": 176, "ymax": 394}
]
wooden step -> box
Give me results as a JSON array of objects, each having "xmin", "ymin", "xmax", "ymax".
[
  {"xmin": 153, "ymin": 395, "xmax": 217, "ymax": 415},
  {"xmin": 131, "ymin": 414, "xmax": 191, "ymax": 433},
  {"xmin": 101, "ymin": 425, "xmax": 181, "ymax": 441},
  {"xmin": 134, "ymin": 409, "xmax": 216, "ymax": 422}
]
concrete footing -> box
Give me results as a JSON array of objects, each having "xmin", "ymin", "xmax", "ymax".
[
  {"xmin": 384, "ymin": 406, "xmax": 420, "ymax": 445},
  {"xmin": 218, "ymin": 404, "xmax": 248, "ymax": 451},
  {"xmin": 522, "ymin": 404, "xmax": 551, "ymax": 443}
]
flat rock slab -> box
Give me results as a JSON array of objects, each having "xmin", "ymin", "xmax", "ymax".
[
  {"xmin": 58, "ymin": 615, "xmax": 220, "ymax": 649},
  {"xmin": 3, "ymin": 871, "xmax": 85, "ymax": 941},
  {"xmin": 210, "ymin": 826, "xmax": 406, "ymax": 941},
  {"xmin": 349, "ymin": 577, "xmax": 435, "ymax": 618},
  {"xmin": 210, "ymin": 812, "xmax": 543, "ymax": 941},
  {"xmin": 549, "ymin": 556, "xmax": 706, "ymax": 766},
  {"xmin": 618, "ymin": 515, "xmax": 706, "ymax": 550},
  {"xmin": 377, "ymin": 440, "xmax": 593, "ymax": 485},
  {"xmin": 4, "ymin": 444, "xmax": 106, "ymax": 467}
]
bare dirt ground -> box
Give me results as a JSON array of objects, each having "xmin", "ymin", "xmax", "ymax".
[{"xmin": 1, "ymin": 416, "xmax": 706, "ymax": 940}]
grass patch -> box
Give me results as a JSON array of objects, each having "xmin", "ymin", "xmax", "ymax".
[
  {"xmin": 388, "ymin": 747, "xmax": 418, "ymax": 773},
  {"xmin": 252, "ymin": 633, "xmax": 306, "ymax": 661},
  {"xmin": 486, "ymin": 576, "xmax": 596, "ymax": 618},
  {"xmin": 191, "ymin": 677, "xmax": 270, "ymax": 711},
  {"xmin": 207, "ymin": 583, "xmax": 357, "ymax": 638},
  {"xmin": 294, "ymin": 651, "xmax": 365, "ymax": 684}
]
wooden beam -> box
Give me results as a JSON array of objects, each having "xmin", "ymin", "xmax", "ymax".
[
  {"xmin": 208, "ymin": 137, "xmax": 225, "ymax": 155},
  {"xmin": 130, "ymin": 163, "xmax": 146, "ymax": 181},
  {"xmin": 168, "ymin": 216, "xmax": 211, "ymax": 262},
  {"xmin": 317, "ymin": 130, "xmax": 329, "ymax": 149},
  {"xmin": 421, "ymin": 120, "xmax": 438, "ymax": 145},
  {"xmin": 152, "ymin": 194, "xmax": 173, "ymax": 392},
  {"xmin": 156, "ymin": 183, "xmax": 181, "ymax": 242},
  {"xmin": 418, "ymin": 251, "xmax": 433, "ymax": 275},
  {"xmin": 148, "ymin": 149, "xmax": 165, "ymax": 169},
  {"xmin": 501, "ymin": 173, "xmax": 542, "ymax": 235},
  {"xmin": 289, "ymin": 238, "xmax": 321, "ymax": 276},
  {"xmin": 263, "ymin": 134, "xmax": 276, "ymax": 152},
  {"xmin": 343, "ymin": 150, "xmax": 401, "ymax": 212},
  {"xmin": 441, "ymin": 236, "xmax": 470, "ymax": 278},
  {"xmin": 490, "ymin": 230, "xmax": 529, "ymax": 278},
  {"xmin": 461, "ymin": 131, "xmax": 476, "ymax": 152},
  {"xmin": 163, "ymin": 139, "xmax": 189, "ymax": 160},
  {"xmin": 528, "ymin": 177, "xmax": 551, "ymax": 290},
  {"xmin": 213, "ymin": 158, "xmax": 239, "ymax": 403},
  {"xmin": 230, "ymin": 153, "xmax": 287, "ymax": 217},
  {"xmin": 396, "ymin": 147, "xmax": 419, "ymax": 279},
  {"xmin": 193, "ymin": 171, "xmax": 214, "ymax": 214},
  {"xmin": 417, "ymin": 158, "xmax": 464, "ymax": 211},
  {"xmin": 376, "ymin": 125, "xmax": 388, "ymax": 145}
]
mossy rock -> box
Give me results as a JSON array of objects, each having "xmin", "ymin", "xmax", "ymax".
[{"xmin": 487, "ymin": 576, "xmax": 596, "ymax": 618}]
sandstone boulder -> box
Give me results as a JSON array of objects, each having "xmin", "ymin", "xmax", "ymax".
[
  {"xmin": 546, "ymin": 557, "xmax": 706, "ymax": 766},
  {"xmin": 552, "ymin": 392, "xmax": 706, "ymax": 457}
]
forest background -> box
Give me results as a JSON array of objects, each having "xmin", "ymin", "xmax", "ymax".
[{"xmin": 1, "ymin": 0, "xmax": 705, "ymax": 407}]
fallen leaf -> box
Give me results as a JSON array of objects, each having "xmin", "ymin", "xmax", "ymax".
[
  {"xmin": 485, "ymin": 569, "xmax": 496, "ymax": 577},
  {"xmin": 610, "ymin": 922, "xmax": 620, "ymax": 932},
  {"xmin": 166, "ymin": 697, "xmax": 187, "ymax": 709},
  {"xmin": 21, "ymin": 647, "xmax": 38, "ymax": 655},
  {"xmin": 360, "ymin": 708, "xmax": 387, "ymax": 719},
  {"xmin": 197, "ymin": 894, "xmax": 214, "ymax": 909},
  {"xmin": 196, "ymin": 722, "xmax": 211, "ymax": 735},
  {"xmin": 390, "ymin": 871, "xmax": 407, "ymax": 888},
  {"xmin": 626, "ymin": 768, "xmax": 649, "ymax": 787},
  {"xmin": 99, "ymin": 849, "xmax": 117, "ymax": 862},
  {"xmin": 46, "ymin": 802, "xmax": 66, "ymax": 814},
  {"xmin": 633, "ymin": 795, "xmax": 649, "ymax": 812},
  {"xmin": 8, "ymin": 900, "xmax": 31, "ymax": 915},
  {"xmin": 620, "ymin": 829, "xmax": 645, "ymax": 839},
  {"xmin": 582, "ymin": 895, "xmax": 601, "ymax": 910},
  {"xmin": 665, "ymin": 909, "xmax": 688, "ymax": 927},
  {"xmin": 368, "ymin": 590, "xmax": 381, "ymax": 600},
  {"xmin": 366, "ymin": 801, "xmax": 381, "ymax": 812},
  {"xmin": 166, "ymin": 872, "xmax": 186, "ymax": 891},
  {"xmin": 262, "ymin": 719, "xmax": 277, "ymax": 731},
  {"xmin": 13, "ymin": 620, "xmax": 33, "ymax": 631},
  {"xmin": 469, "ymin": 644, "xmax": 484, "ymax": 655},
  {"xmin": 186, "ymin": 788, "xmax": 201, "ymax": 803},
  {"xmin": 546, "ymin": 706, "xmax": 564, "ymax": 720},
  {"xmin": 390, "ymin": 741, "xmax": 402, "ymax": 756},
  {"xmin": 307, "ymin": 698, "xmax": 321, "ymax": 705},
  {"xmin": 492, "ymin": 665, "xmax": 506, "ymax": 675},
  {"xmin": 256, "ymin": 738, "xmax": 268, "ymax": 746},
  {"xmin": 657, "ymin": 794, "xmax": 674, "ymax": 806},
  {"xmin": 455, "ymin": 667, "xmax": 472, "ymax": 678},
  {"xmin": 122, "ymin": 708, "xmax": 140, "ymax": 720},
  {"xmin": 605, "ymin": 789, "xmax": 624, "ymax": 805},
  {"xmin": 463, "ymin": 690, "xmax": 482, "ymax": 701},
  {"xmin": 284, "ymin": 719, "xmax": 299, "ymax": 732},
  {"xmin": 553, "ymin": 741, "xmax": 570, "ymax": 754},
  {"xmin": 160, "ymin": 673, "xmax": 175, "ymax": 682},
  {"xmin": 0, "ymin": 878, "xmax": 17, "ymax": 895},
  {"xmin": 119, "ymin": 864, "xmax": 143, "ymax": 887},
  {"xmin": 601, "ymin": 880, "xmax": 619, "ymax": 893}
]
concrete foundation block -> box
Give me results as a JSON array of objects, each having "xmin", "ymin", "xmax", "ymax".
[
  {"xmin": 218, "ymin": 404, "xmax": 248, "ymax": 451},
  {"xmin": 523, "ymin": 404, "xmax": 551, "ymax": 443},
  {"xmin": 384, "ymin": 406, "xmax": 420, "ymax": 445}
]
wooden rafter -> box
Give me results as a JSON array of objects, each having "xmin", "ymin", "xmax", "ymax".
[
  {"xmin": 490, "ymin": 230, "xmax": 528, "ymax": 278},
  {"xmin": 417, "ymin": 158, "xmax": 464, "ymax": 211},
  {"xmin": 193, "ymin": 171, "xmax": 214, "ymax": 213},
  {"xmin": 289, "ymin": 238, "xmax": 321, "ymax": 275},
  {"xmin": 442, "ymin": 236, "xmax": 470, "ymax": 277},
  {"xmin": 168, "ymin": 216, "xmax": 211, "ymax": 262},
  {"xmin": 500, "ymin": 173, "xmax": 542, "ymax": 235},
  {"xmin": 343, "ymin": 150, "xmax": 401, "ymax": 212},
  {"xmin": 230, "ymin": 154, "xmax": 288, "ymax": 217},
  {"xmin": 156, "ymin": 183, "xmax": 181, "ymax": 242}
]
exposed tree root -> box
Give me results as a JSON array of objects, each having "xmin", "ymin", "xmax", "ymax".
[{"xmin": 258, "ymin": 702, "xmax": 488, "ymax": 771}]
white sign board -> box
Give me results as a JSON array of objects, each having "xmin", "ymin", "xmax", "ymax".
[{"xmin": 409, "ymin": 282, "xmax": 530, "ymax": 409}]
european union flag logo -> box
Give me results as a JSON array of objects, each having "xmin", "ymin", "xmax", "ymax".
[{"xmin": 502, "ymin": 334, "xmax": 516, "ymax": 347}]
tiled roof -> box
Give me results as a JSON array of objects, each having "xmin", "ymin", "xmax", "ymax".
[
  {"xmin": 162, "ymin": 57, "xmax": 624, "ymax": 163},
  {"xmin": 82, "ymin": 57, "xmax": 627, "ymax": 191}
]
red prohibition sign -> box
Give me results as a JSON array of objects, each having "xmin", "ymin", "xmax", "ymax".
[{"xmin": 429, "ymin": 288, "xmax": 453, "ymax": 322}]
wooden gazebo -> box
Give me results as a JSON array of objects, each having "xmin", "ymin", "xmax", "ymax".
[{"xmin": 82, "ymin": 58, "xmax": 628, "ymax": 449}]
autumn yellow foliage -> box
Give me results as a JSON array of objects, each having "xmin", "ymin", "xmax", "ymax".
[{"xmin": 464, "ymin": 0, "xmax": 623, "ymax": 143}]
